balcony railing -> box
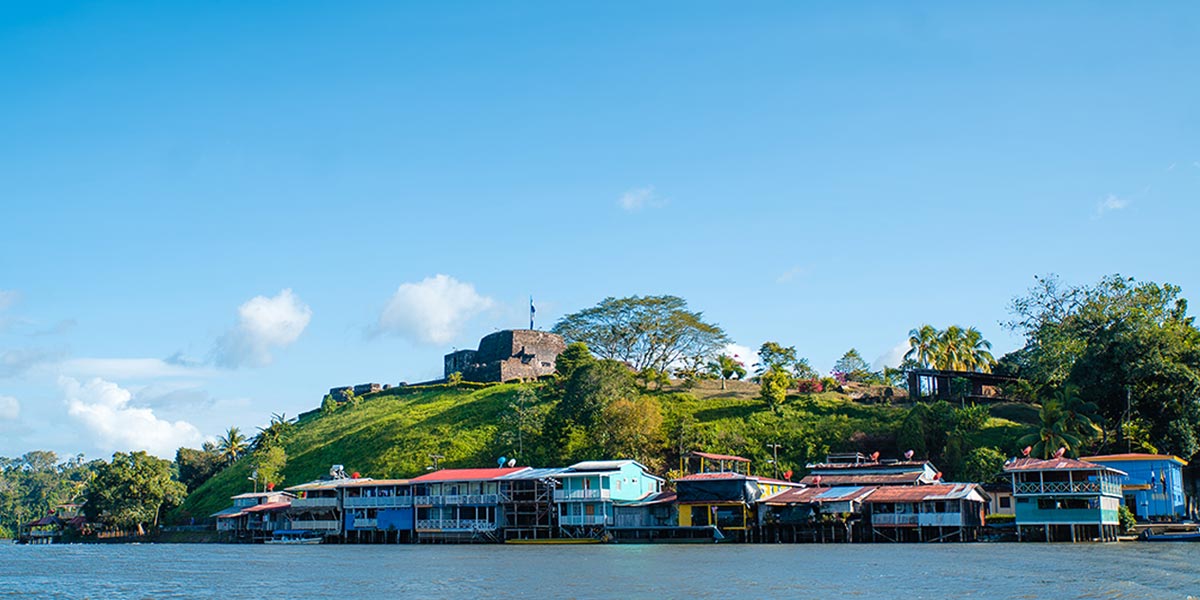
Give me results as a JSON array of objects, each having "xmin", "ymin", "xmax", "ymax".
[
  {"xmin": 291, "ymin": 497, "xmax": 339, "ymax": 509},
  {"xmin": 350, "ymin": 518, "xmax": 378, "ymax": 529},
  {"xmin": 560, "ymin": 515, "xmax": 610, "ymax": 526},
  {"xmin": 289, "ymin": 519, "xmax": 340, "ymax": 531},
  {"xmin": 343, "ymin": 496, "xmax": 413, "ymax": 509},
  {"xmin": 554, "ymin": 489, "xmax": 611, "ymax": 502},
  {"xmin": 1014, "ymin": 481, "xmax": 1121, "ymax": 496},
  {"xmin": 871, "ymin": 513, "xmax": 920, "ymax": 526},
  {"xmin": 413, "ymin": 494, "xmax": 499, "ymax": 506},
  {"xmin": 415, "ymin": 519, "xmax": 496, "ymax": 531}
]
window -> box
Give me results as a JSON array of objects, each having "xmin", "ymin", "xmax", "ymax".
[{"xmin": 999, "ymin": 497, "xmax": 1011, "ymax": 508}]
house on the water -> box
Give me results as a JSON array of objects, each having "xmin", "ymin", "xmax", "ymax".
[
  {"xmin": 213, "ymin": 490, "xmax": 295, "ymax": 541},
  {"xmin": 1005, "ymin": 455, "xmax": 1126, "ymax": 542},
  {"xmin": 340, "ymin": 478, "xmax": 414, "ymax": 543},
  {"xmin": 862, "ymin": 483, "xmax": 988, "ymax": 542},
  {"xmin": 411, "ymin": 467, "xmax": 529, "ymax": 542},
  {"xmin": 1082, "ymin": 453, "xmax": 1188, "ymax": 522},
  {"xmin": 555, "ymin": 460, "xmax": 664, "ymax": 538},
  {"xmin": 285, "ymin": 479, "xmax": 346, "ymax": 539},
  {"xmin": 759, "ymin": 485, "xmax": 877, "ymax": 543},
  {"xmin": 498, "ymin": 467, "xmax": 569, "ymax": 541},
  {"xmin": 674, "ymin": 451, "xmax": 800, "ymax": 542}
]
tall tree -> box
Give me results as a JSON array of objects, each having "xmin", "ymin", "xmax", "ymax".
[
  {"xmin": 84, "ymin": 451, "xmax": 186, "ymax": 534},
  {"xmin": 175, "ymin": 444, "xmax": 223, "ymax": 492},
  {"xmin": 905, "ymin": 325, "xmax": 940, "ymax": 368},
  {"xmin": 251, "ymin": 446, "xmax": 287, "ymax": 490},
  {"xmin": 552, "ymin": 295, "xmax": 729, "ymax": 372}
]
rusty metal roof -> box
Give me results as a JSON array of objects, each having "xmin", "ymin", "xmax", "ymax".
[
  {"xmin": 863, "ymin": 483, "xmax": 986, "ymax": 503},
  {"xmin": 688, "ymin": 451, "xmax": 750, "ymax": 463},
  {"xmin": 799, "ymin": 472, "xmax": 924, "ymax": 486},
  {"xmin": 763, "ymin": 486, "xmax": 877, "ymax": 506},
  {"xmin": 1004, "ymin": 457, "xmax": 1126, "ymax": 475}
]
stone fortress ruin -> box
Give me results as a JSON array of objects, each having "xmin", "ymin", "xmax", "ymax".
[{"xmin": 444, "ymin": 329, "xmax": 566, "ymax": 383}]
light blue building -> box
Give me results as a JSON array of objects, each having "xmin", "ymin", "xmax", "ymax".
[
  {"xmin": 1005, "ymin": 456, "xmax": 1126, "ymax": 542},
  {"xmin": 555, "ymin": 460, "xmax": 663, "ymax": 531},
  {"xmin": 1083, "ymin": 454, "xmax": 1188, "ymax": 521}
]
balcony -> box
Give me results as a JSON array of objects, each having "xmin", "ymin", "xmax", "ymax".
[
  {"xmin": 413, "ymin": 494, "xmax": 499, "ymax": 506},
  {"xmin": 554, "ymin": 489, "xmax": 611, "ymax": 502},
  {"xmin": 291, "ymin": 497, "xmax": 339, "ymax": 509},
  {"xmin": 289, "ymin": 519, "xmax": 340, "ymax": 531},
  {"xmin": 350, "ymin": 518, "xmax": 378, "ymax": 529},
  {"xmin": 343, "ymin": 496, "xmax": 413, "ymax": 509},
  {"xmin": 415, "ymin": 519, "xmax": 496, "ymax": 531},
  {"xmin": 1014, "ymin": 481, "xmax": 1122, "ymax": 496},
  {"xmin": 560, "ymin": 515, "xmax": 610, "ymax": 526}
]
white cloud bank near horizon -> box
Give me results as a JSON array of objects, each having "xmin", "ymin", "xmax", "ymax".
[
  {"xmin": 213, "ymin": 289, "xmax": 312, "ymax": 368},
  {"xmin": 61, "ymin": 376, "xmax": 205, "ymax": 458},
  {"xmin": 376, "ymin": 275, "xmax": 494, "ymax": 345}
]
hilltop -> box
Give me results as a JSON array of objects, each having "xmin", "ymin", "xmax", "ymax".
[{"xmin": 176, "ymin": 381, "xmax": 1036, "ymax": 521}]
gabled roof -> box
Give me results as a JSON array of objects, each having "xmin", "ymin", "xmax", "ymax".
[
  {"xmin": 1004, "ymin": 457, "xmax": 1127, "ymax": 475},
  {"xmin": 1083, "ymin": 454, "xmax": 1188, "ymax": 467},
  {"xmin": 863, "ymin": 483, "xmax": 987, "ymax": 503},
  {"xmin": 210, "ymin": 506, "xmax": 245, "ymax": 518},
  {"xmin": 615, "ymin": 491, "xmax": 678, "ymax": 507},
  {"xmin": 411, "ymin": 467, "xmax": 530, "ymax": 482}
]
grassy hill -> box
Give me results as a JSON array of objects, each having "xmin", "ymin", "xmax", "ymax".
[{"xmin": 176, "ymin": 381, "xmax": 1037, "ymax": 521}]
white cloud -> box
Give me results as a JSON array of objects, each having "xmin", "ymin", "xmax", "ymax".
[
  {"xmin": 1094, "ymin": 194, "xmax": 1129, "ymax": 218},
  {"xmin": 872, "ymin": 341, "xmax": 911, "ymax": 372},
  {"xmin": 60, "ymin": 376, "xmax": 205, "ymax": 458},
  {"xmin": 0, "ymin": 290, "xmax": 18, "ymax": 311},
  {"xmin": 776, "ymin": 266, "xmax": 807, "ymax": 284},
  {"xmin": 1, "ymin": 348, "xmax": 60, "ymax": 378},
  {"xmin": 213, "ymin": 289, "xmax": 312, "ymax": 368},
  {"xmin": 723, "ymin": 343, "xmax": 758, "ymax": 373},
  {"xmin": 375, "ymin": 275, "xmax": 494, "ymax": 345},
  {"xmin": 61, "ymin": 357, "xmax": 214, "ymax": 379},
  {"xmin": 0, "ymin": 395, "xmax": 19, "ymax": 420},
  {"xmin": 618, "ymin": 186, "xmax": 662, "ymax": 211}
]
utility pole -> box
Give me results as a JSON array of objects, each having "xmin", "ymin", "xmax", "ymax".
[{"xmin": 766, "ymin": 443, "xmax": 782, "ymax": 479}]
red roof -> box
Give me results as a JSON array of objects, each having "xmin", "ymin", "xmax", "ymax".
[
  {"xmin": 1004, "ymin": 457, "xmax": 1125, "ymax": 473},
  {"xmin": 863, "ymin": 483, "xmax": 984, "ymax": 503},
  {"xmin": 689, "ymin": 451, "xmax": 750, "ymax": 463},
  {"xmin": 411, "ymin": 467, "xmax": 528, "ymax": 482},
  {"xmin": 243, "ymin": 501, "xmax": 292, "ymax": 513}
]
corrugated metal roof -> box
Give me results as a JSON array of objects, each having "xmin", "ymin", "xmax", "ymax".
[
  {"xmin": 799, "ymin": 473, "xmax": 924, "ymax": 486},
  {"xmin": 806, "ymin": 460, "xmax": 930, "ymax": 470},
  {"xmin": 210, "ymin": 506, "xmax": 245, "ymax": 518},
  {"xmin": 762, "ymin": 486, "xmax": 877, "ymax": 505},
  {"xmin": 566, "ymin": 460, "xmax": 636, "ymax": 471},
  {"xmin": 1004, "ymin": 457, "xmax": 1127, "ymax": 475},
  {"xmin": 337, "ymin": 478, "xmax": 411, "ymax": 487},
  {"xmin": 863, "ymin": 483, "xmax": 986, "ymax": 503},
  {"xmin": 1083, "ymin": 453, "xmax": 1188, "ymax": 466},
  {"xmin": 285, "ymin": 479, "xmax": 347, "ymax": 492},
  {"xmin": 615, "ymin": 491, "xmax": 678, "ymax": 507},
  {"xmin": 674, "ymin": 472, "xmax": 748, "ymax": 482},
  {"xmin": 411, "ymin": 467, "xmax": 530, "ymax": 482},
  {"xmin": 243, "ymin": 501, "xmax": 291, "ymax": 513},
  {"xmin": 496, "ymin": 467, "xmax": 571, "ymax": 480}
]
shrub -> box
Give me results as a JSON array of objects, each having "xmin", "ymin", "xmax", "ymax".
[{"xmin": 796, "ymin": 379, "xmax": 823, "ymax": 394}]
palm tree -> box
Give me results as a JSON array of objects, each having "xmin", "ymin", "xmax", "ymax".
[
  {"xmin": 252, "ymin": 413, "xmax": 295, "ymax": 451},
  {"xmin": 963, "ymin": 327, "xmax": 997, "ymax": 373},
  {"xmin": 936, "ymin": 326, "xmax": 968, "ymax": 371},
  {"xmin": 1050, "ymin": 385, "xmax": 1102, "ymax": 442},
  {"xmin": 1017, "ymin": 399, "xmax": 1084, "ymax": 458},
  {"xmin": 707, "ymin": 354, "xmax": 746, "ymax": 390},
  {"xmin": 905, "ymin": 325, "xmax": 940, "ymax": 368},
  {"xmin": 217, "ymin": 427, "xmax": 248, "ymax": 464}
]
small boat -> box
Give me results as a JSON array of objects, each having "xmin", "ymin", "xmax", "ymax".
[
  {"xmin": 265, "ymin": 530, "xmax": 324, "ymax": 545},
  {"xmin": 1139, "ymin": 529, "xmax": 1200, "ymax": 542}
]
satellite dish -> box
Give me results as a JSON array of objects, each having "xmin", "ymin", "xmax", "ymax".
[
  {"xmin": 903, "ymin": 449, "xmax": 914, "ymax": 460},
  {"xmin": 497, "ymin": 456, "xmax": 507, "ymax": 467},
  {"xmin": 1021, "ymin": 446, "xmax": 1032, "ymax": 457},
  {"xmin": 507, "ymin": 458, "xmax": 517, "ymax": 468},
  {"xmin": 1053, "ymin": 447, "xmax": 1066, "ymax": 459}
]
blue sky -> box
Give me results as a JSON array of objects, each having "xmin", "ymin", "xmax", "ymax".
[{"xmin": 1, "ymin": 2, "xmax": 1197, "ymax": 459}]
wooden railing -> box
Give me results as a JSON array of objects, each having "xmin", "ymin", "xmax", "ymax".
[
  {"xmin": 1015, "ymin": 481, "xmax": 1121, "ymax": 495},
  {"xmin": 554, "ymin": 489, "xmax": 611, "ymax": 502}
]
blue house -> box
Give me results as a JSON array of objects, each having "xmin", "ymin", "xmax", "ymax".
[
  {"xmin": 1082, "ymin": 454, "xmax": 1188, "ymax": 522},
  {"xmin": 555, "ymin": 460, "xmax": 663, "ymax": 533},
  {"xmin": 339, "ymin": 478, "xmax": 414, "ymax": 543},
  {"xmin": 1005, "ymin": 456, "xmax": 1126, "ymax": 542}
]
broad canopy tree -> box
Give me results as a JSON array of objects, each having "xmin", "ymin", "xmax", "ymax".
[
  {"xmin": 84, "ymin": 451, "xmax": 186, "ymax": 534},
  {"xmin": 552, "ymin": 295, "xmax": 729, "ymax": 373}
]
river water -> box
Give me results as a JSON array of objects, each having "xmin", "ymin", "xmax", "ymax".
[{"xmin": 1, "ymin": 543, "xmax": 1197, "ymax": 599}]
